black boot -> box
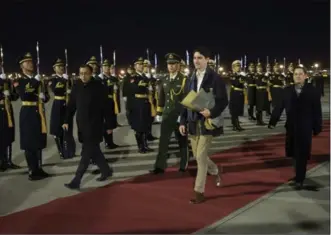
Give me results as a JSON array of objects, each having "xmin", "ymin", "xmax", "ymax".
[
  {"xmin": 105, "ymin": 133, "xmax": 119, "ymax": 149},
  {"xmin": 0, "ymin": 157, "xmax": 7, "ymax": 172},
  {"xmin": 231, "ymin": 116, "xmax": 237, "ymax": 131},
  {"xmin": 54, "ymin": 136, "xmax": 64, "ymax": 159},
  {"xmin": 6, "ymin": 145, "xmax": 20, "ymax": 169},
  {"xmin": 235, "ymin": 118, "xmax": 245, "ymax": 131},
  {"xmin": 26, "ymin": 151, "xmax": 43, "ymax": 181},
  {"xmin": 37, "ymin": 150, "xmax": 50, "ymax": 178},
  {"xmin": 142, "ymin": 132, "xmax": 153, "ymax": 152},
  {"xmin": 248, "ymin": 106, "xmax": 256, "ymax": 121},
  {"xmin": 146, "ymin": 132, "xmax": 157, "ymax": 141},
  {"xmin": 256, "ymin": 112, "xmax": 266, "ymax": 126},
  {"xmin": 135, "ymin": 132, "xmax": 146, "ymax": 154}
]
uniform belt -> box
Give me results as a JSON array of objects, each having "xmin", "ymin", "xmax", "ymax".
[
  {"xmin": 54, "ymin": 96, "xmax": 66, "ymax": 100},
  {"xmin": 22, "ymin": 101, "xmax": 37, "ymax": 106},
  {"xmin": 272, "ymin": 85, "xmax": 283, "ymax": 88},
  {"xmin": 248, "ymin": 84, "xmax": 256, "ymax": 87},
  {"xmin": 256, "ymin": 86, "xmax": 267, "ymax": 89},
  {"xmin": 135, "ymin": 94, "xmax": 148, "ymax": 98},
  {"xmin": 231, "ymin": 86, "xmax": 244, "ymax": 91},
  {"xmin": 108, "ymin": 95, "xmax": 113, "ymax": 99}
]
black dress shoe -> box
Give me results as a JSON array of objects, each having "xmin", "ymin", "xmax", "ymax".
[
  {"xmin": 28, "ymin": 172, "xmax": 44, "ymax": 181},
  {"xmin": 38, "ymin": 169, "xmax": 50, "ymax": 178},
  {"xmin": 64, "ymin": 182, "xmax": 80, "ymax": 190},
  {"xmin": 92, "ymin": 169, "xmax": 101, "ymax": 175},
  {"xmin": 150, "ymin": 168, "xmax": 164, "ymax": 175},
  {"xmin": 178, "ymin": 168, "xmax": 186, "ymax": 173},
  {"xmin": 7, "ymin": 162, "xmax": 21, "ymax": 169},
  {"xmin": 96, "ymin": 174, "xmax": 110, "ymax": 182},
  {"xmin": 294, "ymin": 182, "xmax": 303, "ymax": 190},
  {"xmin": 105, "ymin": 143, "xmax": 119, "ymax": 149},
  {"xmin": 0, "ymin": 162, "xmax": 8, "ymax": 172}
]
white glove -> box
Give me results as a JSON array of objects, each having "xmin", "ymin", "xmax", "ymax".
[
  {"xmin": 265, "ymin": 72, "xmax": 269, "ymax": 76},
  {"xmin": 155, "ymin": 115, "xmax": 162, "ymax": 122},
  {"xmin": 239, "ymin": 72, "xmax": 246, "ymax": 76},
  {"xmin": 114, "ymin": 84, "xmax": 118, "ymax": 90},
  {"xmin": 177, "ymin": 116, "xmax": 181, "ymax": 123},
  {"xmin": 39, "ymin": 93, "xmax": 45, "ymax": 99},
  {"xmin": 63, "ymin": 74, "xmax": 69, "ymax": 80},
  {"xmin": 0, "ymin": 74, "xmax": 6, "ymax": 80},
  {"xmin": 123, "ymin": 97, "xmax": 127, "ymax": 102},
  {"xmin": 99, "ymin": 73, "xmax": 104, "ymax": 79},
  {"xmin": 281, "ymin": 72, "xmax": 286, "ymax": 76},
  {"xmin": 34, "ymin": 74, "xmax": 41, "ymax": 81},
  {"xmin": 66, "ymin": 89, "xmax": 71, "ymax": 94},
  {"xmin": 3, "ymin": 90, "xmax": 10, "ymax": 97}
]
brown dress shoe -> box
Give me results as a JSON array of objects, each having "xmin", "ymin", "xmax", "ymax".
[{"xmin": 190, "ymin": 191, "xmax": 205, "ymax": 204}]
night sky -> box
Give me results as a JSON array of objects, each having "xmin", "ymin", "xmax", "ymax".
[{"xmin": 1, "ymin": 0, "xmax": 330, "ymax": 73}]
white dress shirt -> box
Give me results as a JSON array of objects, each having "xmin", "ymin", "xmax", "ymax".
[{"xmin": 196, "ymin": 69, "xmax": 206, "ymax": 91}]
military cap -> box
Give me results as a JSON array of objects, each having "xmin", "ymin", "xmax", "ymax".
[
  {"xmin": 232, "ymin": 60, "xmax": 241, "ymax": 66},
  {"xmin": 110, "ymin": 64, "xmax": 115, "ymax": 69},
  {"xmin": 249, "ymin": 62, "xmax": 255, "ymax": 67},
  {"xmin": 86, "ymin": 56, "xmax": 98, "ymax": 65},
  {"xmin": 165, "ymin": 53, "xmax": 181, "ymax": 64},
  {"xmin": 53, "ymin": 58, "xmax": 65, "ymax": 67},
  {"xmin": 256, "ymin": 62, "xmax": 263, "ymax": 68},
  {"xmin": 102, "ymin": 59, "xmax": 111, "ymax": 66},
  {"xmin": 273, "ymin": 62, "xmax": 279, "ymax": 68},
  {"xmin": 266, "ymin": 63, "xmax": 271, "ymax": 68},
  {"xmin": 180, "ymin": 60, "xmax": 186, "ymax": 66},
  {"xmin": 19, "ymin": 52, "xmax": 33, "ymax": 64},
  {"xmin": 134, "ymin": 57, "xmax": 144, "ymax": 65},
  {"xmin": 208, "ymin": 60, "xmax": 216, "ymax": 66},
  {"xmin": 143, "ymin": 59, "xmax": 151, "ymax": 65}
]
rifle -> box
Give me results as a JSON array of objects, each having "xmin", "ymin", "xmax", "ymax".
[{"xmin": 0, "ymin": 45, "xmax": 13, "ymax": 127}]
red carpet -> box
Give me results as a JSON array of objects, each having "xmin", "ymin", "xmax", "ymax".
[{"xmin": 0, "ymin": 121, "xmax": 329, "ymax": 234}]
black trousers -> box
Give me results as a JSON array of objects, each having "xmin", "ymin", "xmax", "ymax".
[
  {"xmin": 24, "ymin": 150, "xmax": 40, "ymax": 173},
  {"xmin": 73, "ymin": 142, "xmax": 111, "ymax": 183},
  {"xmin": 293, "ymin": 157, "xmax": 308, "ymax": 183}
]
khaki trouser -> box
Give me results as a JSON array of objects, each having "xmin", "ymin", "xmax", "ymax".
[{"xmin": 189, "ymin": 122, "xmax": 219, "ymax": 193}]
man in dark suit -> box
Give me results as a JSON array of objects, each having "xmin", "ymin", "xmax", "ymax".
[
  {"xmin": 63, "ymin": 65, "xmax": 114, "ymax": 190},
  {"xmin": 268, "ymin": 66, "xmax": 322, "ymax": 190},
  {"xmin": 179, "ymin": 47, "xmax": 229, "ymax": 204}
]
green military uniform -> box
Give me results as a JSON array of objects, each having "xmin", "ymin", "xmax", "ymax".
[{"xmin": 151, "ymin": 53, "xmax": 189, "ymax": 174}]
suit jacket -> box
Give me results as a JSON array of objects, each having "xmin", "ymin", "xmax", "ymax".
[
  {"xmin": 64, "ymin": 77, "xmax": 116, "ymax": 144},
  {"xmin": 269, "ymin": 81, "xmax": 322, "ymax": 159},
  {"xmin": 180, "ymin": 67, "xmax": 228, "ymax": 136}
]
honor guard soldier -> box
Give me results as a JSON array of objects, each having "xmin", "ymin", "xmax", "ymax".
[
  {"xmin": 312, "ymin": 69, "xmax": 325, "ymax": 98},
  {"xmin": 14, "ymin": 53, "xmax": 50, "ymax": 180},
  {"xmin": 86, "ymin": 56, "xmax": 99, "ymax": 78},
  {"xmin": 285, "ymin": 63, "xmax": 294, "ymax": 86},
  {"xmin": 48, "ymin": 58, "xmax": 74, "ymax": 159},
  {"xmin": 207, "ymin": 59, "xmax": 216, "ymax": 71},
  {"xmin": 150, "ymin": 53, "xmax": 189, "ymax": 174},
  {"xmin": 127, "ymin": 57, "xmax": 153, "ymax": 153},
  {"xmin": 110, "ymin": 64, "xmax": 122, "ymax": 128},
  {"xmin": 122, "ymin": 66, "xmax": 134, "ymax": 125},
  {"xmin": 255, "ymin": 62, "xmax": 269, "ymax": 125},
  {"xmin": 143, "ymin": 59, "xmax": 157, "ymax": 141},
  {"xmin": 265, "ymin": 63, "xmax": 272, "ymax": 116},
  {"xmin": 229, "ymin": 60, "xmax": 246, "ymax": 131},
  {"xmin": 269, "ymin": 63, "xmax": 285, "ymax": 112},
  {"xmin": 98, "ymin": 59, "xmax": 119, "ymax": 149},
  {"xmin": 0, "ymin": 68, "xmax": 19, "ymax": 170},
  {"xmin": 246, "ymin": 63, "xmax": 257, "ymax": 120}
]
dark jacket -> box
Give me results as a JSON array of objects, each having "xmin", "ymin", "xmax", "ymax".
[
  {"xmin": 180, "ymin": 67, "xmax": 229, "ymax": 136},
  {"xmin": 64, "ymin": 77, "xmax": 116, "ymax": 144},
  {"xmin": 269, "ymin": 81, "xmax": 322, "ymax": 159}
]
